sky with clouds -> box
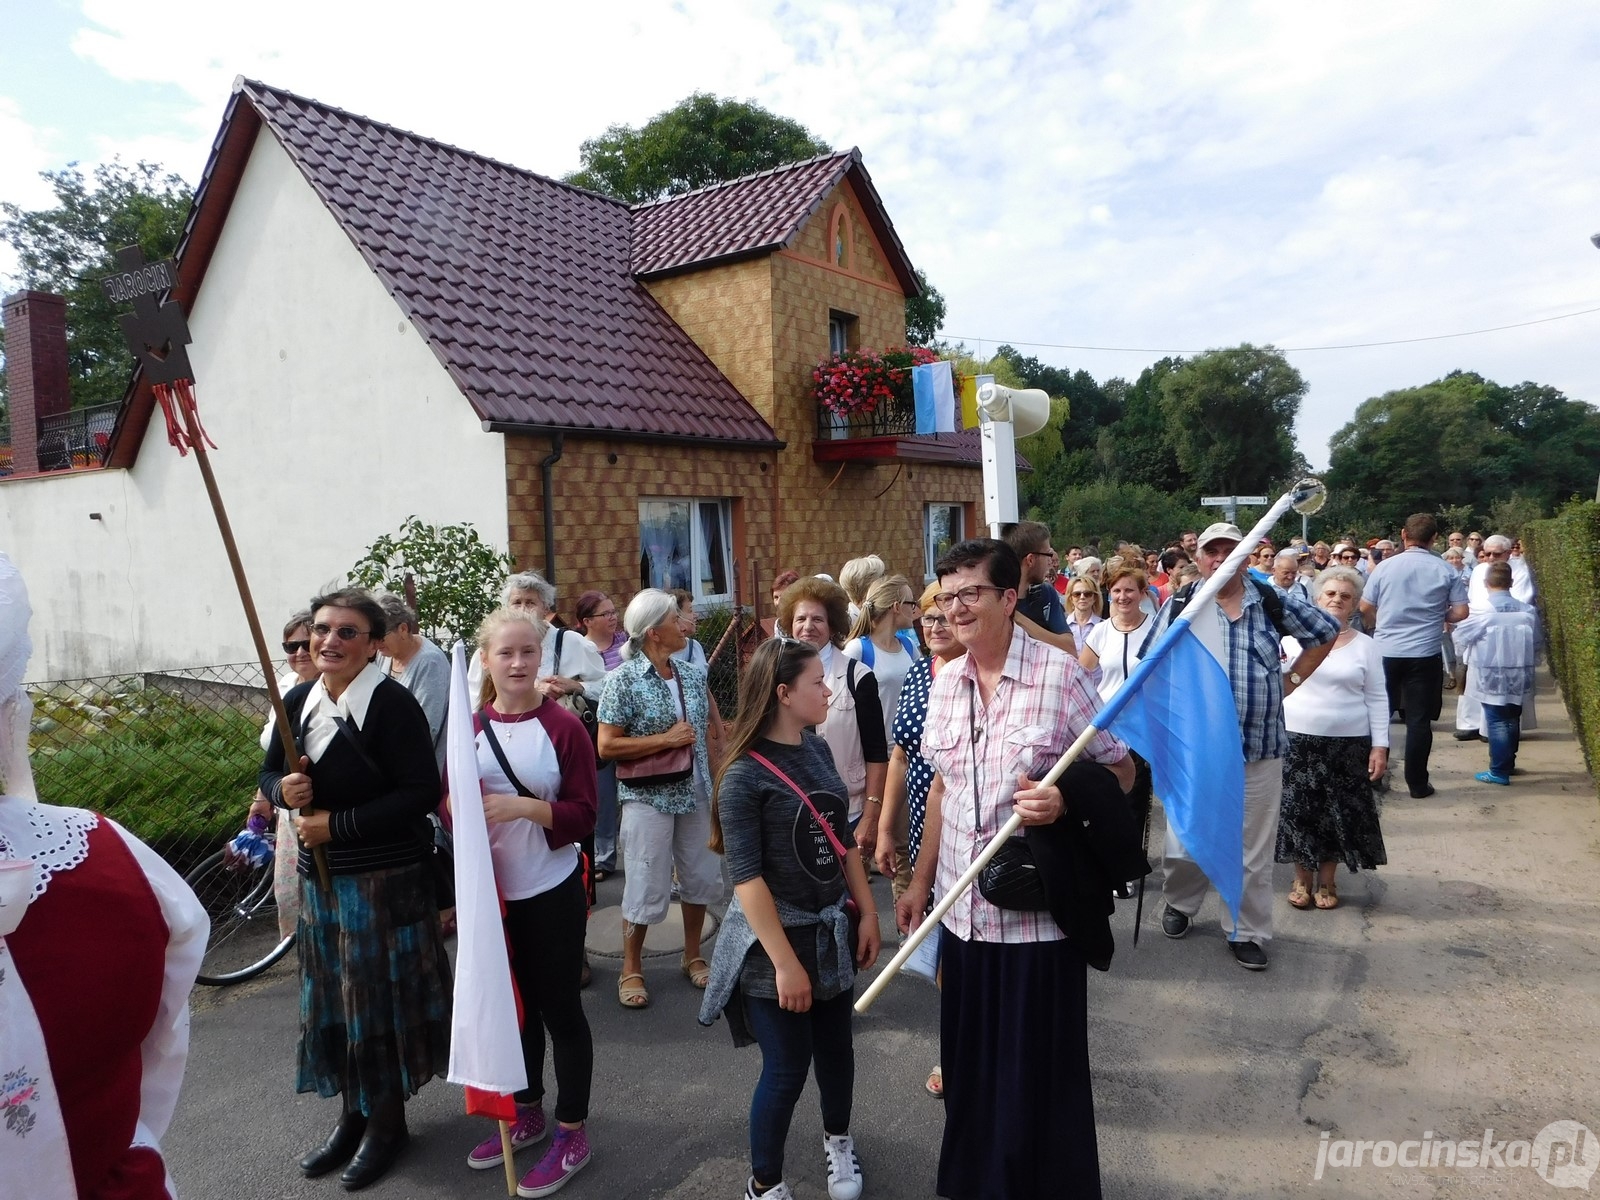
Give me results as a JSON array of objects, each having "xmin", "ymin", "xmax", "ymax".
[{"xmin": 3, "ymin": 0, "xmax": 1598, "ymax": 468}]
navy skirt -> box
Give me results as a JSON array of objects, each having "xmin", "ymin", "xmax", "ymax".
[
  {"xmin": 296, "ymin": 861, "xmax": 452, "ymax": 1113},
  {"xmin": 939, "ymin": 928, "xmax": 1100, "ymax": 1200}
]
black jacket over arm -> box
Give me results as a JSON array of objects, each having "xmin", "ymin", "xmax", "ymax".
[
  {"xmin": 1028, "ymin": 760, "xmax": 1152, "ymax": 971},
  {"xmin": 260, "ymin": 677, "xmax": 442, "ymax": 876}
]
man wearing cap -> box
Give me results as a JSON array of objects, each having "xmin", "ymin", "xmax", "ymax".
[
  {"xmin": 1146, "ymin": 523, "xmax": 1340, "ymax": 970},
  {"xmin": 1359, "ymin": 514, "xmax": 1469, "ymax": 799}
]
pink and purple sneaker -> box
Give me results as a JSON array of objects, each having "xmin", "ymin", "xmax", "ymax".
[
  {"xmin": 467, "ymin": 1104, "xmax": 549, "ymax": 1170},
  {"xmin": 517, "ymin": 1124, "xmax": 591, "ymax": 1197}
]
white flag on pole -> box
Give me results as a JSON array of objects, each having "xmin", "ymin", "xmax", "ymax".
[{"xmin": 444, "ymin": 642, "xmax": 525, "ymax": 1116}]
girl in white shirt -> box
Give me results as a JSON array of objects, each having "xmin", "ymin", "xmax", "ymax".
[
  {"xmin": 453, "ymin": 607, "xmax": 599, "ymax": 1194},
  {"xmin": 1079, "ymin": 565, "xmax": 1153, "ymax": 703},
  {"xmin": 842, "ymin": 574, "xmax": 923, "ymax": 744}
]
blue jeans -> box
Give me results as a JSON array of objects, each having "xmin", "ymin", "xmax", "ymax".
[
  {"xmin": 743, "ymin": 990, "xmax": 855, "ymax": 1186},
  {"xmin": 1482, "ymin": 703, "xmax": 1523, "ymax": 778},
  {"xmin": 593, "ymin": 763, "xmax": 618, "ymax": 872}
]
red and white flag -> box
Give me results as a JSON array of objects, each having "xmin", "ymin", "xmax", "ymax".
[{"xmin": 444, "ymin": 643, "xmax": 525, "ymax": 1118}]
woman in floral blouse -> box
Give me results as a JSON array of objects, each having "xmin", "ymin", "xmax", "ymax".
[{"xmin": 597, "ymin": 589, "xmax": 725, "ymax": 1009}]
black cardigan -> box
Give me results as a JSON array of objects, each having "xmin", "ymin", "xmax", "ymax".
[
  {"xmin": 1027, "ymin": 760, "xmax": 1152, "ymax": 971},
  {"xmin": 260, "ymin": 677, "xmax": 442, "ymax": 876}
]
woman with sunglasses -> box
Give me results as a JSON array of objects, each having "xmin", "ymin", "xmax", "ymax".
[
  {"xmin": 700, "ymin": 637, "xmax": 880, "ymax": 1200},
  {"xmin": 245, "ymin": 610, "xmax": 320, "ymax": 943},
  {"xmin": 261, "ymin": 588, "xmax": 451, "ymax": 1189},
  {"xmin": 875, "ymin": 580, "xmax": 964, "ymax": 1100},
  {"xmin": 1064, "ymin": 580, "xmax": 1104, "ymax": 688}
]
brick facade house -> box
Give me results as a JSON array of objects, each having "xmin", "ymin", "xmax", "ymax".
[{"xmin": 2, "ymin": 80, "xmax": 990, "ymax": 676}]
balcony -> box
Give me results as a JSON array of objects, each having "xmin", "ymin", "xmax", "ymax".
[
  {"xmin": 812, "ymin": 397, "xmax": 985, "ymax": 467},
  {"xmin": 0, "ymin": 401, "xmax": 120, "ymax": 477}
]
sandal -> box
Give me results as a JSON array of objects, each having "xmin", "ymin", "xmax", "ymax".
[
  {"xmin": 1314, "ymin": 883, "xmax": 1339, "ymax": 910},
  {"xmin": 618, "ymin": 973, "xmax": 650, "ymax": 1009},
  {"xmin": 681, "ymin": 955, "xmax": 711, "ymax": 989},
  {"xmin": 925, "ymin": 1066, "xmax": 944, "ymax": 1100},
  {"xmin": 1287, "ymin": 880, "xmax": 1313, "ymax": 910}
]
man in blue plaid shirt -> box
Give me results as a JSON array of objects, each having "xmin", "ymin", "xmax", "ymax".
[{"xmin": 1143, "ymin": 523, "xmax": 1340, "ymax": 970}]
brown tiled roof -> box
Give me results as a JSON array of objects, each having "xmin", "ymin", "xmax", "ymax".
[
  {"xmin": 632, "ymin": 150, "xmax": 920, "ymax": 294},
  {"xmin": 112, "ymin": 80, "xmax": 782, "ymax": 455}
]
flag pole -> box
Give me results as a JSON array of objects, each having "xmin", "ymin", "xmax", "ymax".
[
  {"xmin": 174, "ymin": 382, "xmax": 332, "ymax": 891},
  {"xmin": 856, "ymin": 479, "xmax": 1324, "ymax": 1013},
  {"xmin": 500, "ymin": 1121, "xmax": 517, "ymax": 1195}
]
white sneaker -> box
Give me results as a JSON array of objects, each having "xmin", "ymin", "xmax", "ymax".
[
  {"xmin": 823, "ymin": 1133, "xmax": 863, "ymax": 1200},
  {"xmin": 744, "ymin": 1178, "xmax": 794, "ymax": 1200}
]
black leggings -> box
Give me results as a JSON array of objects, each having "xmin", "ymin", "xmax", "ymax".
[{"xmin": 504, "ymin": 864, "xmax": 593, "ymax": 1122}]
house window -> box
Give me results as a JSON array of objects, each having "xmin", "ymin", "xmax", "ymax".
[
  {"xmin": 828, "ymin": 311, "xmax": 857, "ymax": 356},
  {"xmin": 924, "ymin": 504, "xmax": 964, "ymax": 581},
  {"xmin": 640, "ymin": 498, "xmax": 733, "ymax": 603}
]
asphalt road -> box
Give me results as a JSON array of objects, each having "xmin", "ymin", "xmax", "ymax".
[{"xmin": 167, "ymin": 673, "xmax": 1600, "ymax": 1199}]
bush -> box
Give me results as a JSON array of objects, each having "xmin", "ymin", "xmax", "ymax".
[
  {"xmin": 30, "ymin": 683, "xmax": 263, "ymax": 873},
  {"xmin": 1052, "ymin": 481, "xmax": 1211, "ymax": 553},
  {"xmin": 349, "ymin": 516, "xmax": 515, "ymax": 646},
  {"xmin": 1523, "ymin": 501, "xmax": 1600, "ymax": 791}
]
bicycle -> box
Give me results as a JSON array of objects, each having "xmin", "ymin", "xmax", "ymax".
[{"xmin": 184, "ymin": 816, "xmax": 297, "ymax": 986}]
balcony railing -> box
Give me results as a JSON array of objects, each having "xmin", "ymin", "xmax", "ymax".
[
  {"xmin": 36, "ymin": 402, "xmax": 120, "ymax": 471},
  {"xmin": 0, "ymin": 401, "xmax": 120, "ymax": 476},
  {"xmin": 815, "ymin": 396, "xmax": 917, "ymax": 440}
]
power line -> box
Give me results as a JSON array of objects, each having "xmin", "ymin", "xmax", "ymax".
[{"xmin": 939, "ymin": 302, "xmax": 1600, "ymax": 356}]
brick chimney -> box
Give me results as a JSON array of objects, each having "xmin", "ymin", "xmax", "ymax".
[{"xmin": 4, "ymin": 290, "xmax": 71, "ymax": 475}]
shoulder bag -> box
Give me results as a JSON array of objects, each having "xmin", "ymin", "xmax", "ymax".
[
  {"xmin": 747, "ymin": 749, "xmax": 860, "ymax": 947},
  {"xmin": 968, "ymin": 679, "xmax": 1050, "ymax": 912},
  {"xmin": 615, "ymin": 670, "xmax": 694, "ymax": 788}
]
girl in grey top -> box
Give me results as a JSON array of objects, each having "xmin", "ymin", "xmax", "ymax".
[{"xmin": 700, "ymin": 638, "xmax": 879, "ymax": 1200}]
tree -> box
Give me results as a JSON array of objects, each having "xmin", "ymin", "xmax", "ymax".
[
  {"xmin": 1159, "ymin": 344, "xmax": 1304, "ymax": 501},
  {"xmin": 1051, "ymin": 480, "xmax": 1209, "ymax": 553},
  {"xmin": 348, "ymin": 517, "xmax": 515, "ymax": 646},
  {"xmin": 1325, "ymin": 371, "xmax": 1600, "ymax": 531},
  {"xmin": 0, "ymin": 160, "xmax": 192, "ymax": 408},
  {"xmin": 905, "ymin": 268, "xmax": 946, "ymax": 346},
  {"xmin": 565, "ymin": 92, "xmax": 831, "ymax": 204}
]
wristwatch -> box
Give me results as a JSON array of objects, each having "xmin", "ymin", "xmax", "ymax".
[
  {"xmin": 864, "ymin": 796, "xmax": 883, "ymax": 806},
  {"xmin": 1287, "ymin": 671, "xmax": 1303, "ymax": 687}
]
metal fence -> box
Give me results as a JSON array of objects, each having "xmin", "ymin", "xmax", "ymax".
[
  {"xmin": 26, "ymin": 611, "xmax": 763, "ymax": 879},
  {"xmin": 28, "ymin": 663, "xmax": 274, "ymax": 878},
  {"xmin": 37, "ymin": 401, "xmax": 120, "ymax": 470}
]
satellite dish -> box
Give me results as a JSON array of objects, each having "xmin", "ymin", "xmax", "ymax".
[{"xmin": 976, "ymin": 383, "xmax": 1051, "ymax": 438}]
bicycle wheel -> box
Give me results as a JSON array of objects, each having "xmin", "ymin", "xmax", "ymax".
[{"xmin": 184, "ymin": 848, "xmax": 297, "ymax": 985}]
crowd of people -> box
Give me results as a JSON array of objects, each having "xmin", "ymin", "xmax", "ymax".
[{"xmin": 4, "ymin": 505, "xmax": 1542, "ymax": 1200}]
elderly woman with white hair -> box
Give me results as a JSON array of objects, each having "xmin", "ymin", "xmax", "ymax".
[
  {"xmin": 1276, "ymin": 564, "xmax": 1389, "ymax": 911},
  {"xmin": 467, "ymin": 572, "xmax": 607, "ymax": 707},
  {"xmin": 597, "ymin": 589, "xmax": 725, "ymax": 1009}
]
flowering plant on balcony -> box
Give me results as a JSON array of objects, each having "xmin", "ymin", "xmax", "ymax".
[{"xmin": 812, "ymin": 345, "xmax": 941, "ymax": 418}]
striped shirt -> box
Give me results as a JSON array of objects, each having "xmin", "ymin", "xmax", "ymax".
[
  {"xmin": 921, "ymin": 625, "xmax": 1128, "ymax": 943},
  {"xmin": 1144, "ymin": 582, "xmax": 1339, "ymax": 762}
]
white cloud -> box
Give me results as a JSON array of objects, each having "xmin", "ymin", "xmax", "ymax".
[
  {"xmin": 0, "ymin": 96, "xmax": 64, "ymax": 288},
  {"xmin": 2, "ymin": 0, "xmax": 1596, "ymax": 468}
]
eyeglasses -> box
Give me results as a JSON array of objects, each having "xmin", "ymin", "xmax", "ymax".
[
  {"xmin": 1337, "ymin": 553, "xmax": 1358, "ymax": 561},
  {"xmin": 1071, "ymin": 590, "xmax": 1097, "ymax": 599},
  {"xmin": 897, "ymin": 599, "xmax": 920, "ymax": 609},
  {"xmin": 311, "ymin": 623, "xmax": 370, "ymax": 641},
  {"xmin": 933, "ymin": 584, "xmax": 1006, "ymax": 611},
  {"xmin": 282, "ymin": 639, "xmax": 311, "ymax": 654},
  {"xmin": 592, "ymin": 608, "xmax": 617, "ymax": 620},
  {"xmin": 920, "ymin": 613, "xmax": 949, "ymax": 627}
]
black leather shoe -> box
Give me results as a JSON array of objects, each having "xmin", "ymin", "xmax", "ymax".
[
  {"xmin": 1161, "ymin": 905, "xmax": 1190, "ymax": 939},
  {"xmin": 299, "ymin": 1111, "xmax": 367, "ymax": 1177},
  {"xmin": 1409, "ymin": 784, "xmax": 1436, "ymax": 799},
  {"xmin": 1229, "ymin": 939, "xmax": 1268, "ymax": 971},
  {"xmin": 339, "ymin": 1113, "xmax": 409, "ymax": 1190},
  {"xmin": 1453, "ymin": 730, "xmax": 1483, "ymax": 742}
]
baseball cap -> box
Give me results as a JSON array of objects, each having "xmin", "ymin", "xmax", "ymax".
[{"xmin": 1198, "ymin": 522, "xmax": 1245, "ymax": 548}]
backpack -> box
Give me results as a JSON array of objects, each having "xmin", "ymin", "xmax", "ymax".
[
  {"xmin": 1167, "ymin": 576, "xmax": 1291, "ymax": 639},
  {"xmin": 853, "ymin": 631, "xmax": 919, "ymax": 667}
]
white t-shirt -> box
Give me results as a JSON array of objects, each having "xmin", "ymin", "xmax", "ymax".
[
  {"xmin": 475, "ymin": 707, "xmax": 580, "ymax": 901},
  {"xmin": 843, "ymin": 635, "xmax": 921, "ymax": 743},
  {"xmin": 1084, "ymin": 614, "xmax": 1152, "ymax": 702},
  {"xmin": 1282, "ymin": 632, "xmax": 1389, "ymax": 745}
]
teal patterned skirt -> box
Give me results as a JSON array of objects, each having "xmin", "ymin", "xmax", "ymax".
[{"xmin": 296, "ymin": 862, "xmax": 452, "ymax": 1113}]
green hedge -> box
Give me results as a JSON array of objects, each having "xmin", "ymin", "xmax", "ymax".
[{"xmin": 1524, "ymin": 501, "xmax": 1600, "ymax": 786}]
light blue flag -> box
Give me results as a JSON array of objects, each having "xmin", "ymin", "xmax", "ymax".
[
  {"xmin": 1100, "ymin": 619, "xmax": 1245, "ymax": 927},
  {"xmin": 912, "ymin": 360, "xmax": 956, "ymax": 434}
]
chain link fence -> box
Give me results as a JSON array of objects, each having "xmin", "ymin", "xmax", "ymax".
[{"xmin": 28, "ymin": 664, "xmax": 272, "ymax": 878}]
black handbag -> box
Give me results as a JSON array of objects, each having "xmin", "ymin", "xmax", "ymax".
[{"xmin": 978, "ymin": 836, "xmax": 1050, "ymax": 911}]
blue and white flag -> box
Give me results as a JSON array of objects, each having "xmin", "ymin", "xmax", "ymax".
[
  {"xmin": 912, "ymin": 360, "xmax": 956, "ymax": 435},
  {"xmin": 1098, "ymin": 607, "xmax": 1246, "ymax": 928}
]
